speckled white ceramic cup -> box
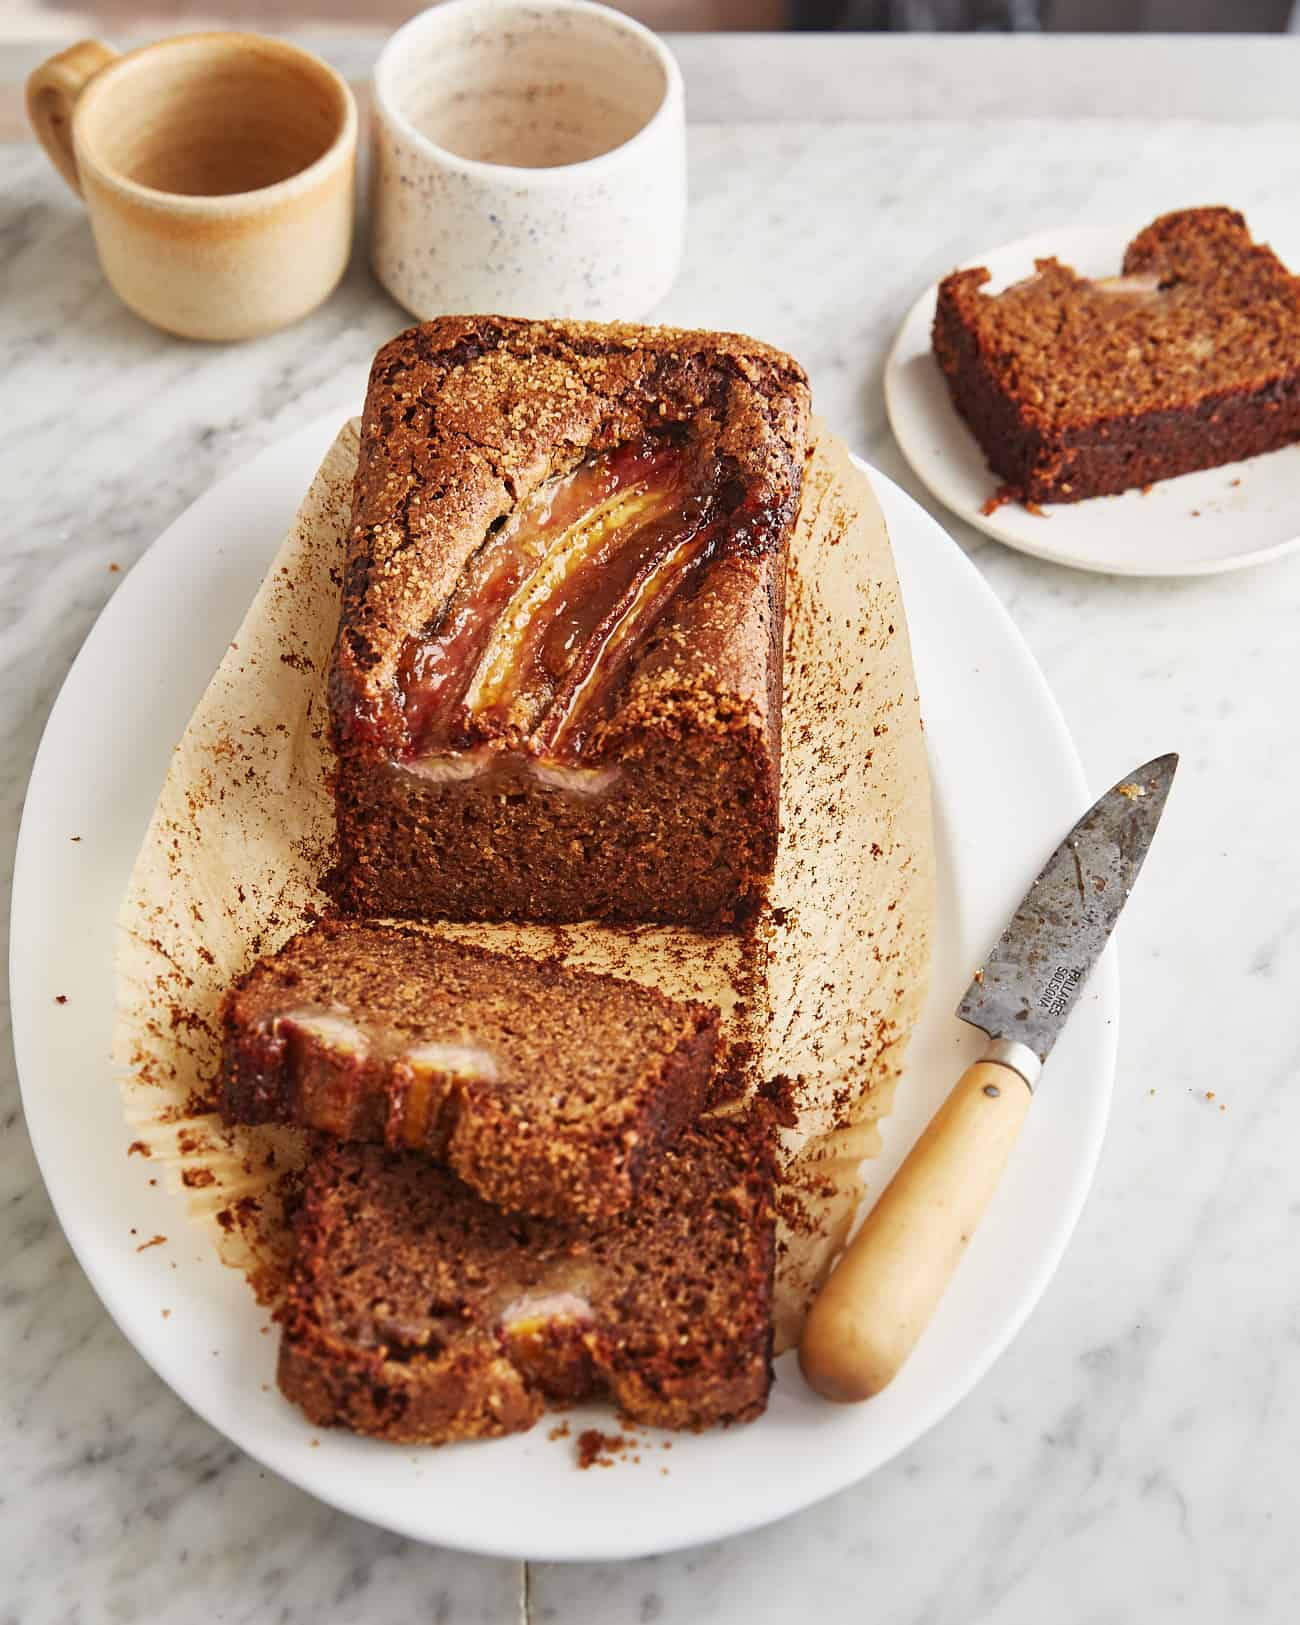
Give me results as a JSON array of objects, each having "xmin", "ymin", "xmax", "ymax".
[{"xmin": 370, "ymin": 0, "xmax": 685, "ymax": 321}]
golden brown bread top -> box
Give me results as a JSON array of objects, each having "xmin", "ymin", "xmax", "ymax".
[
  {"xmin": 934, "ymin": 207, "xmax": 1300, "ymax": 428},
  {"xmin": 330, "ymin": 316, "xmax": 810, "ymax": 754}
]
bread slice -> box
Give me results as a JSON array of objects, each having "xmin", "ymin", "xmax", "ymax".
[
  {"xmin": 220, "ymin": 919, "xmax": 718, "ymax": 1223},
  {"xmin": 277, "ymin": 1114, "xmax": 776, "ymax": 1442},
  {"xmin": 932, "ymin": 206, "xmax": 1300, "ymax": 504},
  {"xmin": 328, "ymin": 316, "xmax": 810, "ymax": 926}
]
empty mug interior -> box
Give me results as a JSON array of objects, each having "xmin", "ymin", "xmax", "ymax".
[
  {"xmin": 378, "ymin": 3, "xmax": 669, "ymax": 169},
  {"xmin": 78, "ymin": 36, "xmax": 350, "ymax": 197}
]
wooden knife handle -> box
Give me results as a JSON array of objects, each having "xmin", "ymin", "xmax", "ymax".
[{"xmin": 799, "ymin": 1060, "xmax": 1032, "ymax": 1403}]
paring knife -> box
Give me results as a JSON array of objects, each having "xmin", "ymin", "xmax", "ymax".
[{"xmin": 798, "ymin": 752, "xmax": 1179, "ymax": 1403}]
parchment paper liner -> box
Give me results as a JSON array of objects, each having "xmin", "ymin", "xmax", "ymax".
[{"xmin": 113, "ymin": 418, "xmax": 934, "ymax": 1354}]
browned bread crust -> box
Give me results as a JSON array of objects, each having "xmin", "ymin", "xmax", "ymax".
[
  {"xmin": 277, "ymin": 1114, "xmax": 776, "ymax": 1443},
  {"xmin": 328, "ymin": 316, "xmax": 810, "ymax": 926},
  {"xmin": 932, "ymin": 207, "xmax": 1300, "ymax": 504},
  {"xmin": 220, "ymin": 919, "xmax": 719, "ymax": 1223}
]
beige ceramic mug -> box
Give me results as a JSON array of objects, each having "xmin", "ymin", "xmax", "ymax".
[{"xmin": 27, "ymin": 33, "xmax": 357, "ymax": 341}]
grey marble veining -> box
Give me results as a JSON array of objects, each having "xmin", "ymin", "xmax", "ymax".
[{"xmin": 4, "ymin": 46, "xmax": 1300, "ymax": 1624}]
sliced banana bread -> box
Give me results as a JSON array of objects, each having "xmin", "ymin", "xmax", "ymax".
[
  {"xmin": 220, "ymin": 918, "xmax": 719, "ymax": 1223},
  {"xmin": 277, "ymin": 1113, "xmax": 776, "ymax": 1442},
  {"xmin": 933, "ymin": 206, "xmax": 1300, "ymax": 504}
]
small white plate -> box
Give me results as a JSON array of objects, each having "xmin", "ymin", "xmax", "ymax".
[
  {"xmin": 11, "ymin": 414, "xmax": 1115, "ymax": 1561},
  {"xmin": 885, "ymin": 217, "xmax": 1300, "ymax": 576}
]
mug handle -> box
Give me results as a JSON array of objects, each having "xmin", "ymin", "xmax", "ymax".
[{"xmin": 26, "ymin": 39, "xmax": 119, "ymax": 197}]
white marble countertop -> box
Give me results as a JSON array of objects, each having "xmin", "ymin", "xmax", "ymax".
[{"xmin": 4, "ymin": 29, "xmax": 1300, "ymax": 1625}]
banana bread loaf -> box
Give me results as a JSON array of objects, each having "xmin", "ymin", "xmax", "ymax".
[
  {"xmin": 932, "ymin": 207, "xmax": 1300, "ymax": 504},
  {"xmin": 328, "ymin": 316, "xmax": 810, "ymax": 926},
  {"xmin": 220, "ymin": 919, "xmax": 719, "ymax": 1223},
  {"xmin": 277, "ymin": 1112, "xmax": 776, "ymax": 1443}
]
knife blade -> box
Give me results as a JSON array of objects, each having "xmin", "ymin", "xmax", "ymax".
[
  {"xmin": 956, "ymin": 750, "xmax": 1179, "ymax": 1086},
  {"xmin": 799, "ymin": 752, "xmax": 1178, "ymax": 1403}
]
